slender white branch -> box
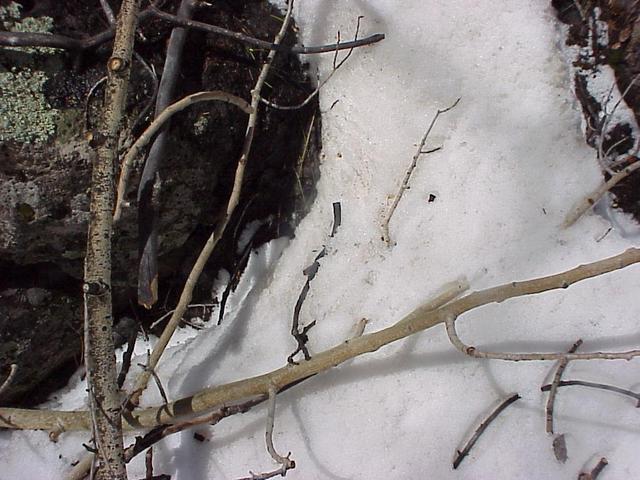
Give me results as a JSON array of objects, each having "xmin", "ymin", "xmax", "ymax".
[
  {"xmin": 0, "ymin": 364, "xmax": 17, "ymax": 399},
  {"xmin": 445, "ymin": 315, "xmax": 640, "ymax": 361},
  {"xmin": 2, "ymin": 248, "xmax": 639, "ymax": 432}
]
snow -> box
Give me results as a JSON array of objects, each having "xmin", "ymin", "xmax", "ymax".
[{"xmin": 2, "ymin": 1, "xmax": 640, "ymax": 479}]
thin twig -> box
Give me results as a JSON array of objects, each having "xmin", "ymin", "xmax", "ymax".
[
  {"xmin": 382, "ymin": 98, "xmax": 460, "ymax": 245},
  {"xmin": 3, "ymin": 248, "xmax": 640, "ymax": 431},
  {"xmin": 149, "ymin": 5, "xmax": 383, "ymax": 55},
  {"xmin": 546, "ymin": 339, "xmax": 583, "ymax": 434},
  {"xmin": 445, "ymin": 314, "xmax": 640, "ymax": 361},
  {"xmin": 0, "ymin": 364, "xmax": 17, "ymax": 399},
  {"xmin": 125, "ymin": 0, "xmax": 294, "ymax": 408},
  {"xmin": 288, "ymin": 247, "xmax": 326, "ymax": 363},
  {"xmin": 563, "ymin": 157, "xmax": 640, "ymax": 227},
  {"xmin": 113, "ymin": 90, "xmax": 252, "ymax": 222},
  {"xmin": 453, "ymin": 393, "xmax": 520, "ymax": 469},
  {"xmin": 149, "ymin": 303, "xmax": 217, "ymax": 330},
  {"xmin": 578, "ymin": 457, "xmax": 608, "ymax": 480},
  {"xmin": 261, "ymin": 16, "xmax": 369, "ymax": 111},
  {"xmin": 541, "ymin": 380, "xmax": 640, "ymax": 405},
  {"xmin": 265, "ymin": 387, "xmax": 295, "ymax": 471}
]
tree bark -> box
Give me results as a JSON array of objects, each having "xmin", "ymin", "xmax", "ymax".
[{"xmin": 84, "ymin": 0, "xmax": 141, "ymax": 478}]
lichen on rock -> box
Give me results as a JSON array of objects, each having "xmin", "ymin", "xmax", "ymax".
[{"xmin": 0, "ymin": 1, "xmax": 60, "ymax": 143}]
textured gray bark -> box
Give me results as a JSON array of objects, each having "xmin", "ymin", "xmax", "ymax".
[{"xmin": 84, "ymin": 0, "xmax": 141, "ymax": 478}]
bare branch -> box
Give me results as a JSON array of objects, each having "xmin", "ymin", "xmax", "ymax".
[
  {"xmin": 445, "ymin": 314, "xmax": 640, "ymax": 361},
  {"xmin": 382, "ymin": 98, "xmax": 460, "ymax": 245},
  {"xmin": 453, "ymin": 393, "xmax": 520, "ymax": 469},
  {"xmin": 546, "ymin": 339, "xmax": 583, "ymax": 435},
  {"xmin": 0, "ymin": 364, "xmax": 17, "ymax": 399},
  {"xmin": 563, "ymin": 157, "xmax": 640, "ymax": 227},
  {"xmin": 149, "ymin": 5, "xmax": 383, "ymax": 55},
  {"xmin": 113, "ymin": 90, "xmax": 252, "ymax": 222},
  {"xmin": 2, "ymin": 248, "xmax": 640, "ymax": 431},
  {"xmin": 542, "ymin": 380, "xmax": 640, "ymax": 405}
]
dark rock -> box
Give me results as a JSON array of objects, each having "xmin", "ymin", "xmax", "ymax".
[{"xmin": 0, "ymin": 0, "xmax": 319, "ymax": 406}]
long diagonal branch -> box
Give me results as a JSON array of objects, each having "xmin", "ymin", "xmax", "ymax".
[
  {"xmin": 2, "ymin": 248, "xmax": 639, "ymax": 432},
  {"xmin": 125, "ymin": 0, "xmax": 295, "ymax": 408}
]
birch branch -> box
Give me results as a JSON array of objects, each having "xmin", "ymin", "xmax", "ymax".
[
  {"xmin": 83, "ymin": 0, "xmax": 142, "ymax": 478},
  {"xmin": 2, "ymin": 248, "xmax": 639, "ymax": 432}
]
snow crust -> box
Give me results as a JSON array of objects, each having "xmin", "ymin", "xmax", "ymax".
[{"xmin": 2, "ymin": 1, "xmax": 640, "ymax": 479}]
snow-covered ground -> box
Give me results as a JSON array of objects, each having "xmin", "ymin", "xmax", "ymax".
[{"xmin": 2, "ymin": 1, "xmax": 640, "ymax": 479}]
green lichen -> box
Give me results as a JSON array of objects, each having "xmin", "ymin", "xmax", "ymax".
[
  {"xmin": 1, "ymin": 2, "xmax": 58, "ymax": 55},
  {"xmin": 0, "ymin": 67, "xmax": 59, "ymax": 143},
  {"xmin": 0, "ymin": 1, "xmax": 62, "ymax": 143}
]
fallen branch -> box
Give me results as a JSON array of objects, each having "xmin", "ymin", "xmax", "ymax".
[
  {"xmin": 288, "ymin": 247, "xmax": 326, "ymax": 363},
  {"xmin": 545, "ymin": 339, "xmax": 583, "ymax": 435},
  {"xmin": 541, "ymin": 380, "xmax": 640, "ymax": 406},
  {"xmin": 382, "ymin": 98, "xmax": 460, "ymax": 245},
  {"xmin": 453, "ymin": 393, "xmax": 520, "ymax": 469},
  {"xmin": 1, "ymin": 248, "xmax": 639, "ymax": 431},
  {"xmin": 136, "ymin": 0, "xmax": 197, "ymax": 309},
  {"xmin": 0, "ymin": 3, "xmax": 384, "ymax": 55}
]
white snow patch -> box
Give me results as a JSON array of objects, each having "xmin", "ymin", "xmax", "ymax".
[{"xmin": 2, "ymin": 2, "xmax": 640, "ymax": 479}]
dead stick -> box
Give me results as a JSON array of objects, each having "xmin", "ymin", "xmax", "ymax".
[
  {"xmin": 453, "ymin": 393, "xmax": 520, "ymax": 469},
  {"xmin": 546, "ymin": 339, "xmax": 583, "ymax": 434}
]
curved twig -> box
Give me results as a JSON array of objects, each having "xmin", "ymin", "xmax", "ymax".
[{"xmin": 113, "ymin": 90, "xmax": 252, "ymax": 222}]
